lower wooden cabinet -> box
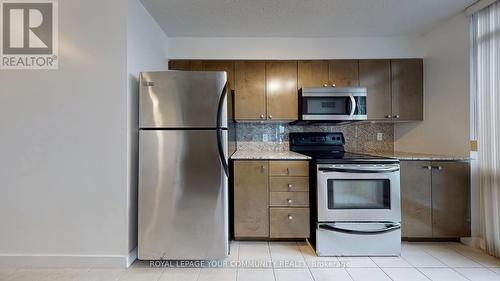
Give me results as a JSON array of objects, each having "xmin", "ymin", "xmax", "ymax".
[
  {"xmin": 431, "ymin": 161, "xmax": 471, "ymax": 238},
  {"xmin": 401, "ymin": 160, "xmax": 470, "ymax": 239},
  {"xmin": 233, "ymin": 161, "xmax": 269, "ymax": 238},
  {"xmin": 270, "ymin": 208, "xmax": 310, "ymax": 238},
  {"xmin": 401, "ymin": 161, "xmax": 433, "ymax": 237},
  {"xmin": 233, "ymin": 160, "xmax": 310, "ymax": 239}
]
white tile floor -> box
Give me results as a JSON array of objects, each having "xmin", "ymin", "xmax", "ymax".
[{"xmin": 2, "ymin": 241, "xmax": 500, "ymax": 281}]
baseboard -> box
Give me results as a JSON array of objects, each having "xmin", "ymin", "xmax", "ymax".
[
  {"xmin": 461, "ymin": 237, "xmax": 485, "ymax": 250},
  {"xmin": 0, "ymin": 249, "xmax": 138, "ymax": 268}
]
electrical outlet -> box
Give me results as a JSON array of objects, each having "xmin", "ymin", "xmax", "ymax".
[
  {"xmin": 263, "ymin": 134, "xmax": 269, "ymax": 142},
  {"xmin": 377, "ymin": 133, "xmax": 383, "ymax": 141}
]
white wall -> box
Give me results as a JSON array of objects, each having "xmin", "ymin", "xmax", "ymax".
[
  {"xmin": 394, "ymin": 13, "xmax": 470, "ymax": 156},
  {"xmin": 0, "ymin": 0, "xmax": 128, "ymax": 267},
  {"xmin": 168, "ymin": 36, "xmax": 424, "ymax": 59},
  {"xmin": 0, "ymin": 0, "xmax": 168, "ymax": 268},
  {"xmin": 126, "ymin": 0, "xmax": 169, "ymax": 256}
]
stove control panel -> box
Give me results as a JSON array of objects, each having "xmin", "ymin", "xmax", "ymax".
[{"xmin": 290, "ymin": 132, "xmax": 345, "ymax": 146}]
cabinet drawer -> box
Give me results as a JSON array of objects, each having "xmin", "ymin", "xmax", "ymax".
[
  {"xmin": 269, "ymin": 161, "xmax": 309, "ymax": 177},
  {"xmin": 270, "ymin": 177, "xmax": 309, "ymax": 192},
  {"xmin": 270, "ymin": 208, "xmax": 310, "ymax": 238},
  {"xmin": 270, "ymin": 192, "xmax": 309, "ymax": 207}
]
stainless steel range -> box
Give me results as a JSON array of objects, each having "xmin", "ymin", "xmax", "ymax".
[{"xmin": 290, "ymin": 132, "xmax": 401, "ymax": 256}]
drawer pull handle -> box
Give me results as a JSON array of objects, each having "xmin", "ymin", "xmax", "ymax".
[
  {"xmin": 261, "ymin": 165, "xmax": 266, "ymax": 172},
  {"xmin": 287, "ymin": 168, "xmax": 291, "ymax": 175},
  {"xmin": 287, "ymin": 184, "xmax": 293, "ymax": 191},
  {"xmin": 287, "ymin": 199, "xmax": 292, "ymax": 204},
  {"xmin": 423, "ymin": 165, "xmax": 432, "ymax": 170},
  {"xmin": 288, "ymin": 215, "xmax": 293, "ymax": 220}
]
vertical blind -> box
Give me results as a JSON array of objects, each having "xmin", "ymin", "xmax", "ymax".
[{"xmin": 471, "ymin": 0, "xmax": 500, "ymax": 257}]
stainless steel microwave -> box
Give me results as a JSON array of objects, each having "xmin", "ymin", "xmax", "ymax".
[{"xmin": 299, "ymin": 87, "xmax": 367, "ymax": 121}]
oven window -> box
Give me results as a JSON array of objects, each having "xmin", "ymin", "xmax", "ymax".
[
  {"xmin": 302, "ymin": 97, "xmax": 349, "ymax": 115},
  {"xmin": 327, "ymin": 179, "xmax": 390, "ymax": 209}
]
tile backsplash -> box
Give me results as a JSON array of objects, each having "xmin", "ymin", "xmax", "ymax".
[{"xmin": 236, "ymin": 122, "xmax": 394, "ymax": 153}]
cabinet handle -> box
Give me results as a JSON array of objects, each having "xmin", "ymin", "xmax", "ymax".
[
  {"xmin": 287, "ymin": 199, "xmax": 293, "ymax": 204},
  {"xmin": 386, "ymin": 115, "xmax": 392, "ymax": 118},
  {"xmin": 331, "ymin": 83, "xmax": 336, "ymax": 88},
  {"xmin": 323, "ymin": 84, "xmax": 328, "ymax": 87},
  {"xmin": 260, "ymin": 114, "xmax": 265, "ymax": 119},
  {"xmin": 433, "ymin": 166, "xmax": 443, "ymax": 170},
  {"xmin": 261, "ymin": 165, "xmax": 266, "ymax": 172},
  {"xmin": 423, "ymin": 165, "xmax": 432, "ymax": 170},
  {"xmin": 286, "ymin": 167, "xmax": 291, "ymax": 175},
  {"xmin": 288, "ymin": 214, "xmax": 293, "ymax": 220},
  {"xmin": 394, "ymin": 115, "xmax": 400, "ymax": 119},
  {"xmin": 268, "ymin": 115, "xmax": 273, "ymax": 119},
  {"xmin": 287, "ymin": 183, "xmax": 293, "ymax": 191}
]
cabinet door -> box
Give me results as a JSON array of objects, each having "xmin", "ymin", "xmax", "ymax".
[
  {"xmin": 400, "ymin": 161, "xmax": 432, "ymax": 238},
  {"xmin": 359, "ymin": 59, "xmax": 392, "ymax": 120},
  {"xmin": 203, "ymin": 61, "xmax": 236, "ymax": 121},
  {"xmin": 168, "ymin": 60, "xmax": 203, "ymax": 71},
  {"xmin": 298, "ymin": 60, "xmax": 329, "ymax": 89},
  {"xmin": 266, "ymin": 60, "xmax": 298, "ymax": 120},
  {"xmin": 203, "ymin": 60, "xmax": 235, "ymax": 91},
  {"xmin": 432, "ymin": 161, "xmax": 471, "ymax": 238},
  {"xmin": 328, "ymin": 60, "xmax": 359, "ymax": 87},
  {"xmin": 234, "ymin": 161, "xmax": 269, "ymax": 238},
  {"xmin": 234, "ymin": 61, "xmax": 267, "ymax": 120},
  {"xmin": 391, "ymin": 59, "xmax": 423, "ymax": 121}
]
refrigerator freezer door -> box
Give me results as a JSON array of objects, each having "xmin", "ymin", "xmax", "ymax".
[
  {"xmin": 139, "ymin": 71, "xmax": 227, "ymax": 129},
  {"xmin": 138, "ymin": 129, "xmax": 229, "ymax": 260}
]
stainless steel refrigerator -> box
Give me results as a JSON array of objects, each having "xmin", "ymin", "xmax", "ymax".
[{"xmin": 138, "ymin": 70, "xmax": 235, "ymax": 260}]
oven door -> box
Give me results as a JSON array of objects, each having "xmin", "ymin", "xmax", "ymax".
[
  {"xmin": 300, "ymin": 88, "xmax": 367, "ymax": 121},
  {"xmin": 317, "ymin": 164, "xmax": 401, "ymax": 222}
]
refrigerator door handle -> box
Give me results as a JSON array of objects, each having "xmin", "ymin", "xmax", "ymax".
[
  {"xmin": 216, "ymin": 83, "xmax": 228, "ymax": 129},
  {"xmin": 217, "ymin": 128, "xmax": 229, "ymax": 177},
  {"xmin": 216, "ymin": 83, "xmax": 229, "ymax": 177}
]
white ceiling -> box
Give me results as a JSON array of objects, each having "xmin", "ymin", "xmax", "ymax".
[{"xmin": 140, "ymin": 0, "xmax": 477, "ymax": 37}]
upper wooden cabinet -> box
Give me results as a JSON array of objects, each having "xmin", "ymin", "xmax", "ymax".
[
  {"xmin": 234, "ymin": 61, "xmax": 267, "ymax": 120},
  {"xmin": 359, "ymin": 59, "xmax": 392, "ymax": 120},
  {"xmin": 168, "ymin": 60, "xmax": 203, "ymax": 71},
  {"xmin": 169, "ymin": 59, "xmax": 423, "ymax": 122},
  {"xmin": 298, "ymin": 60, "xmax": 329, "ymax": 88},
  {"xmin": 266, "ymin": 61, "xmax": 298, "ymax": 121},
  {"xmin": 329, "ymin": 60, "xmax": 359, "ymax": 87},
  {"xmin": 391, "ymin": 59, "xmax": 424, "ymax": 121},
  {"xmin": 298, "ymin": 60, "xmax": 359, "ymax": 89},
  {"xmin": 202, "ymin": 60, "xmax": 235, "ymax": 91}
]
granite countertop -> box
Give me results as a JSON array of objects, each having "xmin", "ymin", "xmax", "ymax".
[
  {"xmin": 231, "ymin": 150, "xmax": 311, "ymax": 160},
  {"xmin": 364, "ymin": 151, "xmax": 471, "ymax": 161}
]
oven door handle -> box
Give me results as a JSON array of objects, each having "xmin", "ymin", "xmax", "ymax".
[
  {"xmin": 318, "ymin": 167, "xmax": 400, "ymax": 173},
  {"xmin": 318, "ymin": 223, "xmax": 401, "ymax": 235}
]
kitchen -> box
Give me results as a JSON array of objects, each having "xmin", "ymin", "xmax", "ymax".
[{"xmin": 1, "ymin": 0, "xmax": 499, "ymax": 281}]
